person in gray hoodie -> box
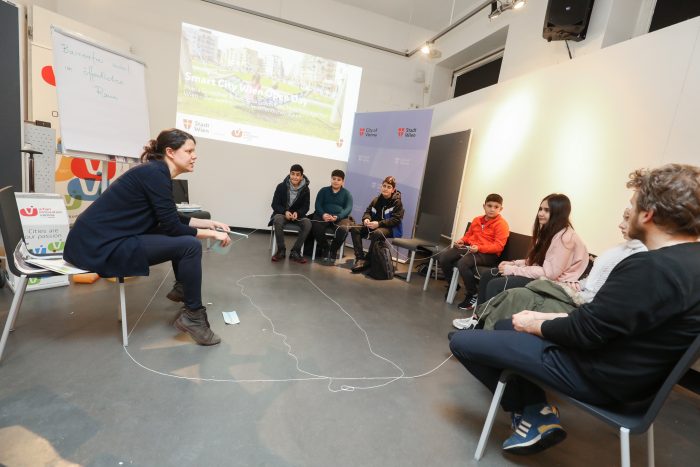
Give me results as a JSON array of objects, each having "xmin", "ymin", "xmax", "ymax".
[{"xmin": 269, "ymin": 164, "xmax": 311, "ymax": 263}]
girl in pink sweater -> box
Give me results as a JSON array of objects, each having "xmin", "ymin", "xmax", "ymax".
[{"xmin": 481, "ymin": 194, "xmax": 588, "ymax": 304}]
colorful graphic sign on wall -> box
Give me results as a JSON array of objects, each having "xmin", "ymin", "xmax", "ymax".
[{"xmin": 55, "ymin": 154, "xmax": 127, "ymax": 223}]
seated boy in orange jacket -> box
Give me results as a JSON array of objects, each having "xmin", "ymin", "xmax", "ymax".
[{"xmin": 439, "ymin": 193, "xmax": 509, "ymax": 310}]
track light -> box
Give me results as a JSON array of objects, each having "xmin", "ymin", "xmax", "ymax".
[
  {"xmin": 488, "ymin": 0, "xmax": 526, "ymax": 20},
  {"xmin": 420, "ymin": 42, "xmax": 431, "ymax": 54}
]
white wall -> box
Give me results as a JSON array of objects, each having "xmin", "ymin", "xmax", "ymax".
[
  {"xmin": 17, "ymin": 0, "xmax": 427, "ymax": 228},
  {"xmin": 431, "ymin": 16, "xmax": 700, "ymax": 254},
  {"xmin": 13, "ymin": 0, "xmax": 699, "ymax": 246}
]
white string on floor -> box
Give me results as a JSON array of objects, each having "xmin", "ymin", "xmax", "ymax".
[{"xmin": 122, "ymin": 233, "xmax": 454, "ymax": 392}]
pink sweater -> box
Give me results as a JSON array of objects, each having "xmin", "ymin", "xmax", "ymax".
[{"xmin": 503, "ymin": 228, "xmax": 588, "ymax": 283}]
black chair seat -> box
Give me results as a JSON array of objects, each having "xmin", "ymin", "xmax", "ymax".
[
  {"xmin": 393, "ymin": 213, "xmax": 443, "ymax": 283},
  {"xmin": 392, "ymin": 237, "xmax": 433, "ymax": 251}
]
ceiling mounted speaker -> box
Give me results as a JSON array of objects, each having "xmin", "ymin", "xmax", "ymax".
[{"xmin": 543, "ymin": 0, "xmax": 595, "ymax": 42}]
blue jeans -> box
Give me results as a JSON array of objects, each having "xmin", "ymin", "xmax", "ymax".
[{"xmin": 137, "ymin": 234, "xmax": 202, "ymax": 310}]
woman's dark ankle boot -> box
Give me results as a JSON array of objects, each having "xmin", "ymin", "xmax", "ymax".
[
  {"xmin": 166, "ymin": 281, "xmax": 185, "ymax": 303},
  {"xmin": 174, "ymin": 306, "xmax": 221, "ymax": 346}
]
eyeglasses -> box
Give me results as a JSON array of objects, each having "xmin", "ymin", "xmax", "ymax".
[{"xmin": 381, "ymin": 184, "xmax": 394, "ymax": 189}]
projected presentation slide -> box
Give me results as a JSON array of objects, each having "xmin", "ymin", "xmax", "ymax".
[{"xmin": 176, "ymin": 23, "xmax": 362, "ymax": 161}]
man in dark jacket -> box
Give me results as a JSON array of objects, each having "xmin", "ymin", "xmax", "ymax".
[
  {"xmin": 269, "ymin": 164, "xmax": 311, "ymax": 263},
  {"xmin": 449, "ymin": 164, "xmax": 700, "ymax": 456},
  {"xmin": 350, "ymin": 176, "xmax": 404, "ymax": 273}
]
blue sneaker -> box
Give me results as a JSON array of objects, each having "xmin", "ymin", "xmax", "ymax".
[
  {"xmin": 502, "ymin": 404, "xmax": 567, "ymax": 455},
  {"xmin": 510, "ymin": 412, "xmax": 522, "ymax": 432}
]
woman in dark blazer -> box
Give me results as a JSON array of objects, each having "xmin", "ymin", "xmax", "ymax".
[{"xmin": 63, "ymin": 128, "xmax": 230, "ymax": 346}]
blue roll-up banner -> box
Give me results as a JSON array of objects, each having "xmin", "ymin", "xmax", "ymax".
[{"xmin": 345, "ymin": 109, "xmax": 433, "ymax": 242}]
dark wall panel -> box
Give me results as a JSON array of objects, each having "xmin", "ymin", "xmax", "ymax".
[
  {"xmin": 650, "ymin": 0, "xmax": 700, "ymax": 32},
  {"xmin": 417, "ymin": 130, "xmax": 470, "ymax": 238},
  {"xmin": 454, "ymin": 59, "xmax": 502, "ymax": 98},
  {"xmin": 0, "ymin": 0, "xmax": 22, "ymax": 192}
]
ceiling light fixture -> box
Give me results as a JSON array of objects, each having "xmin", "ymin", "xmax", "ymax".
[
  {"xmin": 489, "ymin": 0, "xmax": 527, "ymax": 21},
  {"xmin": 488, "ymin": 7, "xmax": 502, "ymax": 20},
  {"xmin": 420, "ymin": 42, "xmax": 431, "ymax": 55}
]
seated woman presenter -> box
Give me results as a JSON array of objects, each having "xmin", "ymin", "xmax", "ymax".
[
  {"xmin": 478, "ymin": 193, "xmax": 588, "ymax": 305},
  {"xmin": 63, "ymin": 128, "xmax": 231, "ymax": 346}
]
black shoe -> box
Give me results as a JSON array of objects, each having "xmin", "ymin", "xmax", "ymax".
[
  {"xmin": 289, "ymin": 250, "xmax": 307, "ymax": 264},
  {"xmin": 457, "ymin": 294, "xmax": 478, "ymax": 310},
  {"xmin": 351, "ymin": 259, "xmax": 369, "ymax": 273},
  {"xmin": 166, "ymin": 281, "xmax": 184, "ymax": 303},
  {"xmin": 271, "ymin": 249, "xmax": 286, "ymax": 262},
  {"xmin": 174, "ymin": 306, "xmax": 221, "ymax": 345}
]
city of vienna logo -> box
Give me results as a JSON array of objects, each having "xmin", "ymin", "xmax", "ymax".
[
  {"xmin": 359, "ymin": 127, "xmax": 378, "ymax": 137},
  {"xmin": 183, "ymin": 119, "xmax": 192, "ymax": 130},
  {"xmin": 19, "ymin": 206, "xmax": 38, "ymax": 217},
  {"xmin": 359, "ymin": 128, "xmax": 365, "ymax": 136},
  {"xmin": 399, "ymin": 127, "xmax": 417, "ymax": 138}
]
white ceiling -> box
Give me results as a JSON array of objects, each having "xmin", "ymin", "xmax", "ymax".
[{"xmin": 333, "ymin": 0, "xmax": 488, "ymax": 32}]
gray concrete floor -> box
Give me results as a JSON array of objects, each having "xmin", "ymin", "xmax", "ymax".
[{"xmin": 0, "ymin": 231, "xmax": 698, "ymax": 467}]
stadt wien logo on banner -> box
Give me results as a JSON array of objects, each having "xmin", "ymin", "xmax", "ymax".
[{"xmin": 397, "ymin": 127, "xmax": 417, "ymax": 138}]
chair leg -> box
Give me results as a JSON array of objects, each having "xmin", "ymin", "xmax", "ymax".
[
  {"xmin": 423, "ymin": 258, "xmax": 433, "ymax": 291},
  {"xmin": 312, "ymin": 239, "xmax": 317, "ymax": 260},
  {"xmin": 339, "ymin": 242, "xmax": 344, "ymax": 259},
  {"xmin": 474, "ymin": 378, "xmax": 508, "ymax": 460},
  {"xmin": 446, "ymin": 267, "xmax": 459, "ymax": 304},
  {"xmin": 271, "ymin": 231, "xmax": 277, "ymax": 256},
  {"xmin": 405, "ymin": 251, "xmax": 415, "ymax": 282},
  {"xmin": 647, "ymin": 424, "xmax": 655, "ymax": 467},
  {"xmin": 118, "ymin": 278, "xmax": 128, "ymax": 347},
  {"xmin": 620, "ymin": 427, "xmax": 631, "ymax": 467},
  {"xmin": 0, "ymin": 275, "xmax": 29, "ymax": 363}
]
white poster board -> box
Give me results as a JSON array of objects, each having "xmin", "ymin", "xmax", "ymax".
[
  {"xmin": 15, "ymin": 192, "xmax": 70, "ymax": 256},
  {"xmin": 51, "ymin": 27, "xmax": 150, "ymax": 159},
  {"xmin": 5, "ymin": 192, "xmax": 71, "ymax": 292}
]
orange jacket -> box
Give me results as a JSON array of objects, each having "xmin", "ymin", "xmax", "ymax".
[{"xmin": 460, "ymin": 214, "xmax": 510, "ymax": 255}]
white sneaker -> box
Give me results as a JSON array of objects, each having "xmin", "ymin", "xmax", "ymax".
[{"xmin": 452, "ymin": 316, "xmax": 479, "ymax": 330}]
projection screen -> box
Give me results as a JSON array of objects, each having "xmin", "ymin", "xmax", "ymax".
[{"xmin": 176, "ymin": 23, "xmax": 362, "ymax": 161}]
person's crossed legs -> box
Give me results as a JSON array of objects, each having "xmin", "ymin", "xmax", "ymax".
[{"xmin": 449, "ymin": 320, "xmax": 613, "ymax": 454}]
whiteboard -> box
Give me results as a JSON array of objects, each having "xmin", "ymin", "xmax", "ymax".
[{"xmin": 51, "ymin": 27, "xmax": 149, "ymax": 159}]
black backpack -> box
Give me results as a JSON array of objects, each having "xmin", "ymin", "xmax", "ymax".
[{"xmin": 367, "ymin": 240, "xmax": 394, "ymax": 280}]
